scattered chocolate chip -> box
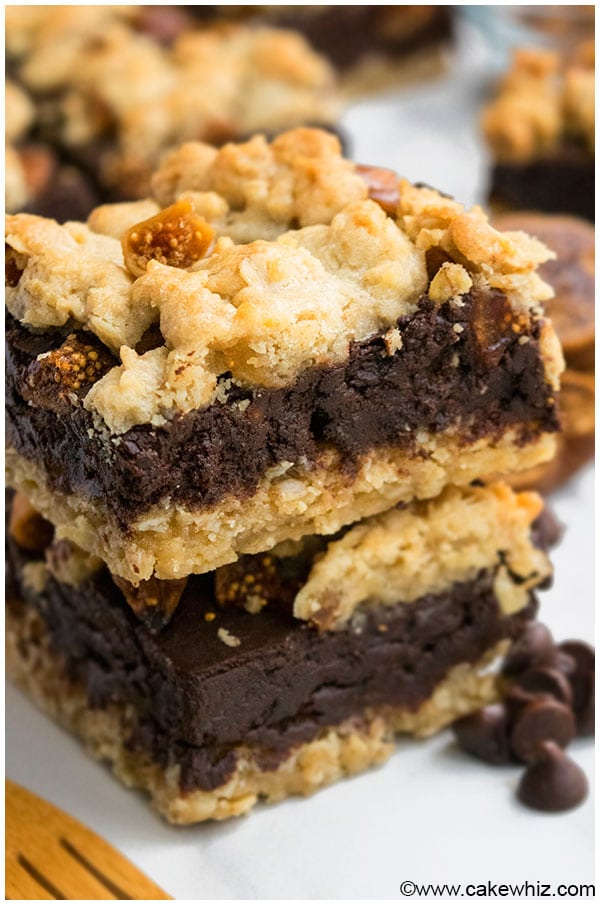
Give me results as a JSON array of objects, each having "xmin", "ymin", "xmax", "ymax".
[
  {"xmin": 504, "ymin": 684, "xmax": 536, "ymax": 723},
  {"xmin": 452, "ymin": 704, "xmax": 512, "ymax": 764},
  {"xmin": 575, "ymin": 671, "xmax": 594, "ymax": 737},
  {"xmin": 510, "ymin": 698, "xmax": 576, "ymax": 763},
  {"xmin": 530, "ymin": 507, "xmax": 564, "ymax": 551},
  {"xmin": 558, "ymin": 641, "xmax": 595, "ymax": 711},
  {"xmin": 549, "ymin": 649, "xmax": 577, "ymax": 680},
  {"xmin": 514, "ymin": 666, "xmax": 573, "ymax": 706},
  {"xmin": 502, "ymin": 622, "xmax": 555, "ymax": 677},
  {"xmin": 517, "ymin": 741, "xmax": 588, "ymax": 812}
]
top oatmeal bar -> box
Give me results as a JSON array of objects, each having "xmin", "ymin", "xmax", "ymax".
[{"xmin": 6, "ymin": 129, "xmax": 563, "ymax": 583}]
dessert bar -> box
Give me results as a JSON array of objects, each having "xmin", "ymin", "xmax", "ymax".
[
  {"xmin": 482, "ymin": 44, "xmax": 594, "ymax": 220},
  {"xmin": 183, "ymin": 5, "xmax": 454, "ymax": 93},
  {"xmin": 6, "ymin": 483, "xmax": 553, "ymax": 823},
  {"xmin": 6, "ymin": 129, "xmax": 563, "ymax": 583}
]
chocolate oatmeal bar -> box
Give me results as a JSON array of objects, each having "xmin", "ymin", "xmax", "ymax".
[
  {"xmin": 6, "ymin": 483, "xmax": 553, "ymax": 823},
  {"xmin": 5, "ymin": 6, "xmax": 340, "ymax": 217},
  {"xmin": 5, "ymin": 129, "xmax": 564, "ymax": 584},
  {"xmin": 482, "ymin": 44, "xmax": 594, "ymax": 221},
  {"xmin": 181, "ymin": 5, "xmax": 454, "ymax": 93}
]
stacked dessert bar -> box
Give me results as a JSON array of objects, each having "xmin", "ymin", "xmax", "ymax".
[{"xmin": 6, "ymin": 129, "xmax": 564, "ymax": 823}]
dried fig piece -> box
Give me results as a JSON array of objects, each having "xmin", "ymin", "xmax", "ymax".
[
  {"xmin": 23, "ymin": 333, "xmax": 115, "ymax": 413},
  {"xmin": 8, "ymin": 492, "xmax": 53, "ymax": 552},
  {"xmin": 113, "ymin": 575, "xmax": 188, "ymax": 632},
  {"xmin": 356, "ymin": 164, "xmax": 399, "ymax": 214},
  {"xmin": 122, "ymin": 200, "xmax": 214, "ymax": 277}
]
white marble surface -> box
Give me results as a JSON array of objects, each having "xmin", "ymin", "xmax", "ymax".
[{"xmin": 6, "ymin": 19, "xmax": 595, "ymax": 899}]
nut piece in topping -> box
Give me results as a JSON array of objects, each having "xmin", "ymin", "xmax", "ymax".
[
  {"xmin": 113, "ymin": 575, "xmax": 188, "ymax": 632},
  {"xmin": 356, "ymin": 164, "xmax": 399, "ymax": 214},
  {"xmin": 121, "ymin": 200, "xmax": 215, "ymax": 277},
  {"xmin": 8, "ymin": 492, "xmax": 53, "ymax": 552}
]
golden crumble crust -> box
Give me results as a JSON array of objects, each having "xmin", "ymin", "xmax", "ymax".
[
  {"xmin": 291, "ymin": 483, "xmax": 550, "ymax": 629},
  {"xmin": 150, "ymin": 129, "xmax": 370, "ymax": 242},
  {"xmin": 482, "ymin": 43, "xmax": 595, "ymax": 161}
]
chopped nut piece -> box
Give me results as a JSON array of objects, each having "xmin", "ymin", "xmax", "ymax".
[
  {"xmin": 9, "ymin": 492, "xmax": 53, "ymax": 552},
  {"xmin": 113, "ymin": 575, "xmax": 188, "ymax": 631},
  {"xmin": 356, "ymin": 164, "xmax": 399, "ymax": 214},
  {"xmin": 122, "ymin": 200, "xmax": 215, "ymax": 277}
]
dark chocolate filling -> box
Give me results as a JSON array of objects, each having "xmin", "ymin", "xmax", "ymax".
[
  {"xmin": 8, "ymin": 537, "xmax": 536, "ymax": 793},
  {"xmin": 489, "ymin": 144, "xmax": 594, "ymax": 222},
  {"xmin": 6, "ymin": 292, "xmax": 559, "ymax": 527}
]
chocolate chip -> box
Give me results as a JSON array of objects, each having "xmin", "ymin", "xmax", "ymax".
[
  {"xmin": 452, "ymin": 704, "xmax": 512, "ymax": 764},
  {"xmin": 550, "ymin": 649, "xmax": 577, "ymax": 679},
  {"xmin": 530, "ymin": 507, "xmax": 564, "ymax": 551},
  {"xmin": 558, "ymin": 641, "xmax": 595, "ymax": 711},
  {"xmin": 504, "ymin": 685, "xmax": 536, "ymax": 724},
  {"xmin": 514, "ymin": 667, "xmax": 573, "ymax": 706},
  {"xmin": 517, "ymin": 741, "xmax": 588, "ymax": 812},
  {"xmin": 502, "ymin": 623, "xmax": 555, "ymax": 677},
  {"xmin": 510, "ymin": 698, "xmax": 576, "ymax": 763},
  {"xmin": 576, "ymin": 671, "xmax": 594, "ymax": 737}
]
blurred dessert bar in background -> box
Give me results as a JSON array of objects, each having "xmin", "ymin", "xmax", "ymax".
[
  {"xmin": 5, "ymin": 5, "xmax": 340, "ymax": 219},
  {"xmin": 482, "ymin": 42, "xmax": 594, "ymax": 220},
  {"xmin": 180, "ymin": 5, "xmax": 455, "ymax": 93}
]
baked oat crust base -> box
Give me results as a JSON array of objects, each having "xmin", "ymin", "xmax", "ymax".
[
  {"xmin": 7, "ymin": 432, "xmax": 557, "ymax": 583},
  {"xmin": 6, "ymin": 603, "xmax": 507, "ymax": 824}
]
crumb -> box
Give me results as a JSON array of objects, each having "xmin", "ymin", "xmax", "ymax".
[{"xmin": 218, "ymin": 627, "xmax": 241, "ymax": 647}]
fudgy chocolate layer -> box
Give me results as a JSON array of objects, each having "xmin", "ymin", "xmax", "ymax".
[
  {"xmin": 490, "ymin": 145, "xmax": 594, "ymax": 222},
  {"xmin": 6, "ymin": 292, "xmax": 558, "ymax": 526},
  {"xmin": 8, "ymin": 537, "xmax": 536, "ymax": 793}
]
